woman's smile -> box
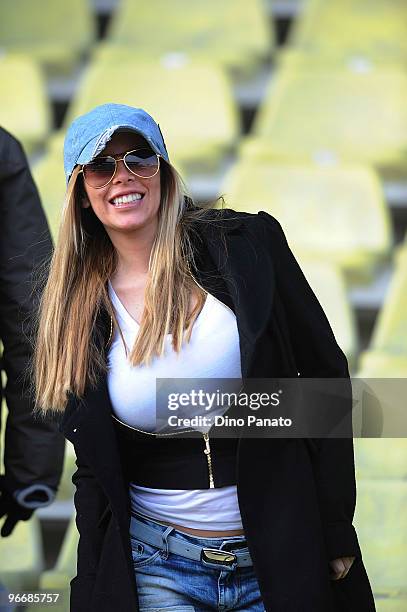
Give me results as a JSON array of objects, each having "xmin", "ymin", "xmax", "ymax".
[{"xmin": 109, "ymin": 191, "xmax": 146, "ymax": 209}]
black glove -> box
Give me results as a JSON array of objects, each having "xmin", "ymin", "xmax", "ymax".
[{"xmin": 0, "ymin": 486, "xmax": 33, "ymax": 537}]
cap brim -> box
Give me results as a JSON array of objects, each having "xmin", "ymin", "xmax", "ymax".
[{"xmin": 76, "ymin": 125, "xmax": 165, "ymax": 166}]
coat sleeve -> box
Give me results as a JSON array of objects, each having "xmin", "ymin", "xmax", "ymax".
[
  {"xmin": 0, "ymin": 128, "xmax": 64, "ymax": 505},
  {"xmin": 258, "ymin": 210, "xmax": 362, "ymax": 562},
  {"xmin": 70, "ymin": 444, "xmax": 110, "ymax": 611}
]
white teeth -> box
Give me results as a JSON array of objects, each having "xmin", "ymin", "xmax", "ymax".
[{"xmin": 112, "ymin": 193, "xmax": 143, "ymax": 205}]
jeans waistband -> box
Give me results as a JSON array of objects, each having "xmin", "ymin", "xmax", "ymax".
[{"xmin": 130, "ymin": 513, "xmax": 253, "ymax": 569}]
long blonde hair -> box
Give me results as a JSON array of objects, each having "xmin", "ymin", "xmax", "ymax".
[{"xmin": 34, "ymin": 161, "xmax": 213, "ymax": 413}]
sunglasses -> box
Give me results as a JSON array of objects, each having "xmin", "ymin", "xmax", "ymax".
[{"xmin": 79, "ymin": 148, "xmax": 161, "ymax": 188}]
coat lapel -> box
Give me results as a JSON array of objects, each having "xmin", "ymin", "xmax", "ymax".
[{"xmin": 193, "ymin": 213, "xmax": 276, "ymax": 377}]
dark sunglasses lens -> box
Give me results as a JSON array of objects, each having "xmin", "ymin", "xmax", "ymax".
[
  {"xmin": 83, "ymin": 158, "xmax": 116, "ymax": 187},
  {"xmin": 125, "ymin": 149, "xmax": 159, "ymax": 177}
]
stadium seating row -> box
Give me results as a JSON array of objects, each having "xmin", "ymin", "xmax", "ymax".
[
  {"xmin": 289, "ymin": 0, "xmax": 407, "ymax": 65},
  {"xmin": 0, "ymin": 0, "xmax": 272, "ymax": 76},
  {"xmin": 0, "ymin": 0, "xmax": 95, "ymax": 75},
  {"xmin": 224, "ymin": 155, "xmax": 392, "ymax": 281},
  {"xmin": 3, "ymin": 57, "xmax": 406, "ymax": 177},
  {"xmin": 253, "ymin": 67, "xmax": 407, "ymax": 180},
  {"xmin": 357, "ymin": 243, "xmax": 407, "ymax": 379},
  {"xmin": 1, "ymin": 1, "xmax": 406, "ymax": 610}
]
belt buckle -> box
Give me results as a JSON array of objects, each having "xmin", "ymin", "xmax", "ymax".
[{"xmin": 201, "ymin": 548, "xmax": 237, "ymax": 567}]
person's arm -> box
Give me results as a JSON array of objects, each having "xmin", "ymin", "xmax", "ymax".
[
  {"xmin": 0, "ymin": 128, "xmax": 64, "ymax": 535},
  {"xmin": 258, "ymin": 210, "xmax": 361, "ymax": 563}
]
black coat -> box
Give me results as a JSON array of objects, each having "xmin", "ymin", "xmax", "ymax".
[
  {"xmin": 59, "ymin": 208, "xmax": 376, "ymax": 612},
  {"xmin": 0, "ymin": 127, "xmax": 64, "ymax": 497}
]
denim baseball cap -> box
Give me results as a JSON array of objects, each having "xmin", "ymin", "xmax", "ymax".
[{"xmin": 63, "ymin": 103, "xmax": 170, "ymax": 183}]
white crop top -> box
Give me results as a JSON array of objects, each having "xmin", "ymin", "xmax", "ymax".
[{"xmin": 107, "ymin": 282, "xmax": 244, "ymax": 530}]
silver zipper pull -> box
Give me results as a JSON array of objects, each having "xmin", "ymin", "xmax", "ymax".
[{"xmin": 202, "ymin": 432, "xmax": 215, "ymax": 488}]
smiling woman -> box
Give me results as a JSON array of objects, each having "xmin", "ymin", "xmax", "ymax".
[
  {"xmin": 80, "ymin": 133, "xmax": 162, "ymax": 236},
  {"xmin": 33, "ymin": 103, "xmax": 376, "ymax": 612},
  {"xmin": 35, "ymin": 103, "xmax": 209, "ymax": 402}
]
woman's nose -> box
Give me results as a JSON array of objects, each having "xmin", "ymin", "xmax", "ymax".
[{"xmin": 112, "ymin": 159, "xmax": 135, "ymax": 183}]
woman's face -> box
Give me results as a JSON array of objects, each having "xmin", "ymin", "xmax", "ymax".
[{"xmin": 81, "ymin": 131, "xmax": 161, "ymax": 235}]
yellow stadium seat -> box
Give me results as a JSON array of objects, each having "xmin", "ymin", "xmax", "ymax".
[
  {"xmin": 355, "ymin": 350, "xmax": 407, "ymax": 435},
  {"xmin": 354, "ymin": 438, "xmax": 407, "ymax": 480},
  {"xmin": 42, "ymin": 514, "xmax": 78, "ymax": 587},
  {"xmin": 25, "ymin": 515, "xmax": 78, "ymax": 612},
  {"xmin": 367, "ymin": 248, "xmax": 407, "ymax": 355},
  {"xmin": 0, "ymin": 55, "xmax": 50, "ymax": 154},
  {"xmin": 375, "ymin": 598, "xmax": 407, "ymax": 612},
  {"xmin": 353, "ymin": 352, "xmax": 407, "ymax": 437},
  {"xmin": 253, "ymin": 69, "xmax": 407, "ymax": 178},
  {"xmin": 0, "ymin": 400, "xmax": 6, "ymax": 474},
  {"xmin": 354, "ymin": 480, "xmax": 407, "ymax": 593},
  {"xmin": 223, "ymin": 155, "xmax": 392, "ymax": 282},
  {"xmin": 105, "ymin": 0, "xmax": 272, "ymax": 77},
  {"xmin": 0, "ymin": 0, "xmax": 95, "ymax": 74},
  {"xmin": 290, "ymin": 0, "xmax": 407, "ymax": 64},
  {"xmin": 357, "ymin": 352, "xmax": 407, "ymax": 377},
  {"xmin": 64, "ymin": 58, "xmax": 239, "ymax": 174},
  {"xmin": 0, "ymin": 515, "xmax": 43, "ymax": 592},
  {"xmin": 276, "ymin": 48, "xmax": 406, "ymax": 74},
  {"xmin": 55, "ymin": 442, "xmax": 76, "ymax": 503},
  {"xmin": 38, "ymin": 515, "xmax": 77, "ymax": 608},
  {"xmin": 295, "ymin": 258, "xmax": 357, "ymax": 366},
  {"xmin": 32, "ymin": 134, "xmax": 66, "ymax": 241}
]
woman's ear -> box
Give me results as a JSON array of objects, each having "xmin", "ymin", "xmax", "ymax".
[{"xmin": 82, "ymin": 196, "xmax": 91, "ymax": 209}]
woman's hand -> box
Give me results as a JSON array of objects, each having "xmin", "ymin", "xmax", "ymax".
[{"xmin": 329, "ymin": 556, "xmax": 355, "ymax": 580}]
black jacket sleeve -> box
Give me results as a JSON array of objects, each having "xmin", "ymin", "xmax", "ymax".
[
  {"xmin": 259, "ymin": 210, "xmax": 362, "ymax": 562},
  {"xmin": 0, "ymin": 127, "xmax": 64, "ymax": 504}
]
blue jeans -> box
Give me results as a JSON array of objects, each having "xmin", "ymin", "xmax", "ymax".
[
  {"xmin": 130, "ymin": 513, "xmax": 266, "ymax": 611},
  {"xmin": 0, "ymin": 582, "xmax": 15, "ymax": 612}
]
